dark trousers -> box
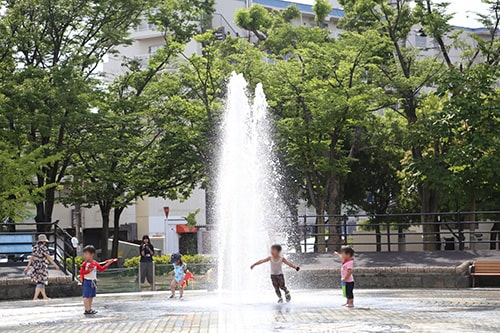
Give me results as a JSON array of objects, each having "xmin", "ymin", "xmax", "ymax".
[
  {"xmin": 271, "ymin": 274, "xmax": 288, "ymax": 298},
  {"xmin": 345, "ymin": 281, "xmax": 354, "ymax": 300}
]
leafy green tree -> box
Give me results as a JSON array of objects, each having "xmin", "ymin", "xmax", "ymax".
[
  {"xmin": 282, "ymin": 5, "xmax": 301, "ymax": 23},
  {"xmin": 339, "ymin": 0, "xmax": 459, "ymax": 250},
  {"xmin": 0, "ymin": 144, "xmax": 57, "ymax": 221},
  {"xmin": 312, "ymin": 0, "xmax": 333, "ymax": 25},
  {"xmin": 263, "ymin": 24, "xmax": 387, "ymax": 251},
  {"xmin": 235, "ymin": 4, "xmax": 273, "ymax": 41},
  {"xmin": 0, "ymin": 0, "xmax": 151, "ymax": 231},
  {"xmin": 344, "ymin": 114, "xmax": 407, "ymax": 251},
  {"xmin": 63, "ymin": 0, "xmax": 214, "ymax": 258},
  {"xmin": 66, "ymin": 65, "xmax": 204, "ymax": 258},
  {"xmin": 403, "ymin": 1, "xmax": 500, "ymax": 249},
  {"xmin": 472, "ymin": 0, "xmax": 500, "ymax": 66}
]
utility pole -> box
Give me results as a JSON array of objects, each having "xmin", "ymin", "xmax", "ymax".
[{"xmin": 74, "ymin": 202, "xmax": 82, "ymax": 255}]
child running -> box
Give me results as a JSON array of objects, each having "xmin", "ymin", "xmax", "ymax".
[
  {"xmin": 168, "ymin": 252, "xmax": 188, "ymax": 299},
  {"xmin": 250, "ymin": 244, "xmax": 300, "ymax": 303},
  {"xmin": 79, "ymin": 245, "xmax": 113, "ymax": 315},
  {"xmin": 334, "ymin": 246, "xmax": 355, "ymax": 308}
]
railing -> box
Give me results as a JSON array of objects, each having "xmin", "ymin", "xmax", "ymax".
[
  {"xmin": 0, "ymin": 221, "xmax": 77, "ymax": 279},
  {"xmin": 288, "ymin": 211, "xmax": 500, "ymax": 253},
  {"xmin": 212, "ymin": 13, "xmax": 240, "ymax": 36},
  {"xmin": 93, "ymin": 263, "xmax": 214, "ymax": 293}
]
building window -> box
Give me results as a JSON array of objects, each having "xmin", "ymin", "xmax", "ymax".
[
  {"xmin": 416, "ymin": 35, "xmax": 427, "ymax": 48},
  {"xmin": 135, "ymin": 19, "xmax": 157, "ymax": 32},
  {"xmin": 148, "ymin": 45, "xmax": 163, "ymax": 54}
]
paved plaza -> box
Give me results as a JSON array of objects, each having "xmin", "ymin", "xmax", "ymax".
[{"xmin": 1, "ymin": 289, "xmax": 500, "ymax": 332}]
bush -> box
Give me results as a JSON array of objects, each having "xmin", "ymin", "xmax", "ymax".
[
  {"xmin": 123, "ymin": 254, "xmax": 213, "ymax": 268},
  {"xmin": 65, "ymin": 256, "xmax": 84, "ymax": 269}
]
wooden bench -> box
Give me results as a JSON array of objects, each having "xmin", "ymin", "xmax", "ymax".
[{"xmin": 470, "ymin": 260, "xmax": 500, "ymax": 287}]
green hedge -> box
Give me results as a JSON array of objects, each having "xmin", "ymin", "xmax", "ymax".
[
  {"xmin": 123, "ymin": 254, "xmax": 213, "ymax": 268},
  {"xmin": 65, "ymin": 256, "xmax": 84, "ymax": 270},
  {"xmin": 64, "ymin": 254, "xmax": 212, "ymax": 276}
]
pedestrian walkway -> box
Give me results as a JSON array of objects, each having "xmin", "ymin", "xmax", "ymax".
[{"xmin": 1, "ymin": 288, "xmax": 499, "ymax": 332}]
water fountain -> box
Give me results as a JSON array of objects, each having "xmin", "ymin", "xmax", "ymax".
[{"xmin": 215, "ymin": 73, "xmax": 286, "ymax": 300}]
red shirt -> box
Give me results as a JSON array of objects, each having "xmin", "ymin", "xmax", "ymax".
[{"xmin": 79, "ymin": 260, "xmax": 109, "ymax": 281}]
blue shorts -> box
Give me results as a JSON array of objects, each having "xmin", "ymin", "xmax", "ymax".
[{"xmin": 82, "ymin": 279, "xmax": 97, "ymax": 298}]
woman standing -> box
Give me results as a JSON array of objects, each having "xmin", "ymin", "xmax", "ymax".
[
  {"xmin": 139, "ymin": 235, "xmax": 155, "ymax": 291},
  {"xmin": 24, "ymin": 234, "xmax": 60, "ymax": 300}
]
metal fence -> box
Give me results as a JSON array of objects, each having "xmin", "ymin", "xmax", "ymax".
[
  {"xmin": 0, "ymin": 221, "xmax": 77, "ymax": 278},
  {"xmin": 96, "ymin": 263, "xmax": 214, "ymax": 293},
  {"xmin": 291, "ymin": 211, "xmax": 500, "ymax": 252}
]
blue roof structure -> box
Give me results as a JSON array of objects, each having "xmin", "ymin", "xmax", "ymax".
[{"xmin": 252, "ymin": 0, "xmax": 345, "ymax": 18}]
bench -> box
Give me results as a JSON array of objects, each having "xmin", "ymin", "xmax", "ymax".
[{"xmin": 470, "ymin": 260, "xmax": 500, "ymax": 287}]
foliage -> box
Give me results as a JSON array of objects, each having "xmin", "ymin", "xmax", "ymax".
[
  {"xmin": 1, "ymin": 0, "xmax": 500, "ymax": 256},
  {"xmin": 408, "ymin": 66, "xmax": 500, "ymax": 212},
  {"xmin": 344, "ymin": 113, "xmax": 407, "ymax": 216},
  {"xmin": 312, "ymin": 0, "xmax": 332, "ymax": 25},
  {"xmin": 61, "ymin": 0, "xmax": 213, "ymax": 258},
  {"xmin": 263, "ymin": 24, "xmax": 387, "ymax": 251},
  {"xmin": 338, "ymin": 0, "xmax": 457, "ymax": 250},
  {"xmin": 123, "ymin": 254, "xmax": 213, "ymax": 268},
  {"xmin": 235, "ymin": 4, "xmax": 272, "ymax": 40},
  {"xmin": 0, "ymin": 144, "xmax": 58, "ymax": 220},
  {"xmin": 184, "ymin": 209, "xmax": 200, "ymax": 229},
  {"xmin": 282, "ymin": 5, "xmax": 301, "ymax": 23},
  {"xmin": 0, "ymin": 0, "xmax": 152, "ymax": 230},
  {"xmin": 65, "ymin": 256, "xmax": 85, "ymax": 270}
]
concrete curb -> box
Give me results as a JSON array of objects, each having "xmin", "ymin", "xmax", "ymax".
[
  {"xmin": 287, "ymin": 261, "xmax": 472, "ymax": 289},
  {"xmin": 0, "ymin": 276, "xmax": 81, "ymax": 300},
  {"xmin": 0, "ymin": 260, "xmax": 475, "ymax": 300}
]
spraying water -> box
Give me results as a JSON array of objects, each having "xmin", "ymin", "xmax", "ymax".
[{"xmin": 216, "ymin": 73, "xmax": 286, "ymax": 300}]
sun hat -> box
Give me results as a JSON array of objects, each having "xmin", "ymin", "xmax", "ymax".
[
  {"xmin": 38, "ymin": 234, "xmax": 48, "ymax": 243},
  {"xmin": 169, "ymin": 252, "xmax": 182, "ymax": 264}
]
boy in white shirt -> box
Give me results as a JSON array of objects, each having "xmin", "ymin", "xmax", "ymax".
[{"xmin": 251, "ymin": 244, "xmax": 300, "ymax": 303}]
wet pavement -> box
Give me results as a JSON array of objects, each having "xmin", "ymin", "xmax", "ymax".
[{"xmin": 1, "ymin": 288, "xmax": 499, "ymax": 332}]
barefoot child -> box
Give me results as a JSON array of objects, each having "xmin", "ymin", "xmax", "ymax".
[
  {"xmin": 334, "ymin": 246, "xmax": 355, "ymax": 308},
  {"xmin": 250, "ymin": 244, "xmax": 300, "ymax": 303},
  {"xmin": 168, "ymin": 253, "xmax": 188, "ymax": 299},
  {"xmin": 79, "ymin": 245, "xmax": 114, "ymax": 315}
]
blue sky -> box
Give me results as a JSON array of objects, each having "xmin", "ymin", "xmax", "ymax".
[{"xmin": 285, "ymin": 0, "xmax": 491, "ymax": 28}]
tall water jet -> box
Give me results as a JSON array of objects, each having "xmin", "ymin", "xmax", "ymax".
[{"xmin": 216, "ymin": 73, "xmax": 285, "ymax": 299}]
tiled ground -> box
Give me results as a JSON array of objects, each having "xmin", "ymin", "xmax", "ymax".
[{"xmin": 1, "ymin": 289, "xmax": 499, "ymax": 332}]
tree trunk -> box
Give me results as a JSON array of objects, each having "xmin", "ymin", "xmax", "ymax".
[
  {"xmin": 35, "ymin": 187, "xmax": 56, "ymax": 232},
  {"xmin": 111, "ymin": 207, "xmax": 124, "ymax": 261},
  {"xmin": 420, "ymin": 187, "xmax": 441, "ymax": 251},
  {"xmin": 315, "ymin": 204, "xmax": 326, "ymax": 253},
  {"xmin": 100, "ymin": 204, "xmax": 111, "ymax": 260},
  {"xmin": 467, "ymin": 196, "xmax": 477, "ymax": 250},
  {"xmin": 374, "ymin": 218, "xmax": 382, "ymax": 252},
  {"xmin": 490, "ymin": 222, "xmax": 500, "ymax": 250},
  {"xmin": 407, "ymin": 98, "xmax": 442, "ymax": 251},
  {"xmin": 397, "ymin": 226, "xmax": 406, "ymax": 252},
  {"xmin": 326, "ymin": 173, "xmax": 342, "ymax": 252},
  {"xmin": 288, "ymin": 203, "xmax": 302, "ymax": 253},
  {"xmin": 205, "ymin": 185, "xmax": 215, "ymax": 226}
]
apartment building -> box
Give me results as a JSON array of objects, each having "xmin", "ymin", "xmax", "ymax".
[{"xmin": 103, "ymin": 0, "xmax": 343, "ymax": 80}]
